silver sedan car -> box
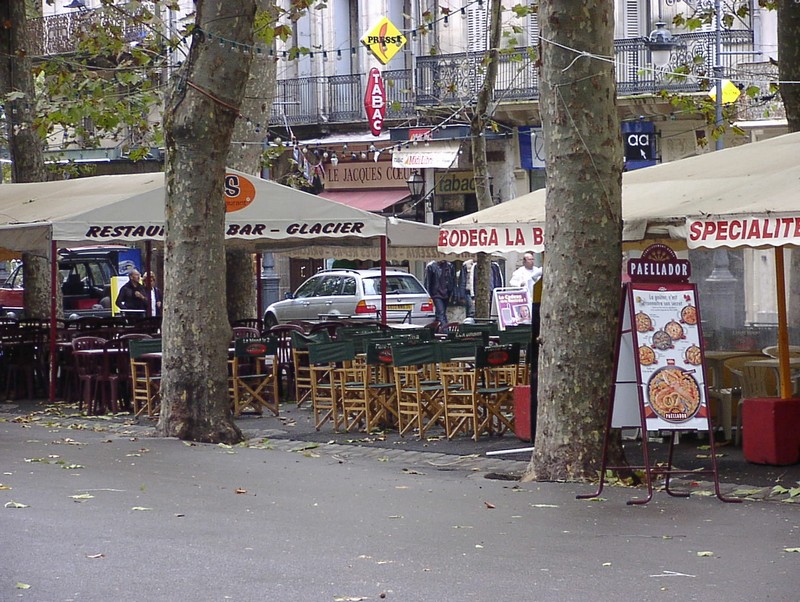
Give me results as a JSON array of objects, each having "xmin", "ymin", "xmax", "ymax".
[{"xmin": 264, "ymin": 268, "xmax": 434, "ymax": 327}]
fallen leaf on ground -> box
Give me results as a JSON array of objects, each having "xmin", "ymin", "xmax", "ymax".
[
  {"xmin": 235, "ymin": 488, "xmax": 247, "ymax": 494},
  {"xmin": 696, "ymin": 551, "xmax": 714, "ymax": 557},
  {"xmin": 15, "ymin": 583, "xmax": 31, "ymax": 589},
  {"xmin": 0, "ymin": 484, "xmax": 11, "ymax": 490},
  {"xmin": 783, "ymin": 547, "xmax": 800, "ymax": 553},
  {"xmin": 131, "ymin": 506, "xmax": 152, "ymax": 511},
  {"xmin": 602, "ymin": 562, "xmax": 612, "ymax": 567},
  {"xmin": 70, "ymin": 493, "xmax": 94, "ymax": 500},
  {"xmin": 86, "ymin": 553, "xmax": 105, "ymax": 559},
  {"xmin": 5, "ymin": 501, "xmax": 29, "ymax": 508},
  {"xmin": 484, "ymin": 501, "xmax": 496, "ymax": 509}
]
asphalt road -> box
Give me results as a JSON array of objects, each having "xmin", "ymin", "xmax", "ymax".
[{"xmin": 2, "ymin": 414, "xmax": 799, "ymax": 602}]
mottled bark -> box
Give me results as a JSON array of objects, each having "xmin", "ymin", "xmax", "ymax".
[
  {"xmin": 1, "ymin": 2, "xmax": 54, "ymax": 319},
  {"xmin": 525, "ymin": 1, "xmax": 623, "ymax": 482},
  {"xmin": 22, "ymin": 253, "xmax": 61, "ymax": 319},
  {"xmin": 223, "ymin": 0, "xmax": 278, "ymax": 325},
  {"xmin": 225, "ymin": 251, "xmax": 256, "ymax": 323},
  {"xmin": 470, "ymin": 0, "xmax": 502, "ymax": 319},
  {"xmin": 158, "ymin": 0, "xmax": 256, "ymax": 443},
  {"xmin": 778, "ymin": 0, "xmax": 800, "ymax": 326}
]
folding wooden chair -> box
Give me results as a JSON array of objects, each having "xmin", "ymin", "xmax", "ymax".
[
  {"xmin": 499, "ymin": 325, "xmax": 533, "ymax": 385},
  {"xmin": 476, "ymin": 343, "xmax": 521, "ymax": 436},
  {"xmin": 71, "ymin": 336, "xmax": 107, "ymax": 415},
  {"xmin": 229, "ymin": 335, "xmax": 279, "ymax": 417},
  {"xmin": 308, "ymin": 340, "xmax": 355, "ymax": 431},
  {"xmin": 128, "ymin": 338, "xmax": 162, "ymax": 418},
  {"xmin": 392, "ymin": 342, "xmax": 443, "ymax": 438},
  {"xmin": 291, "ymin": 330, "xmax": 331, "ymax": 406}
]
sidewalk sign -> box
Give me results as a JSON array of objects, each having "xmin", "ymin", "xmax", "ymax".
[
  {"xmin": 492, "ymin": 287, "xmax": 530, "ymax": 330},
  {"xmin": 579, "ymin": 243, "xmax": 739, "ymax": 505}
]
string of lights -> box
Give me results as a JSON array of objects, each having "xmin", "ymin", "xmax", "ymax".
[{"xmin": 193, "ymin": 0, "xmax": 486, "ymax": 63}]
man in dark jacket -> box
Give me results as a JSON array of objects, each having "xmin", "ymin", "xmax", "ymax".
[
  {"xmin": 424, "ymin": 260, "xmax": 455, "ymax": 331},
  {"xmin": 115, "ymin": 270, "xmax": 148, "ymax": 315}
]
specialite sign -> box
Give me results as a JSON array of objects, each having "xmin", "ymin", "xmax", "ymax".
[
  {"xmin": 365, "ymin": 68, "xmax": 386, "ymax": 136},
  {"xmin": 687, "ymin": 215, "xmax": 800, "ymax": 248}
]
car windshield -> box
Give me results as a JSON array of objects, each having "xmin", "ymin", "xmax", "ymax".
[{"xmin": 362, "ymin": 275, "xmax": 426, "ymax": 295}]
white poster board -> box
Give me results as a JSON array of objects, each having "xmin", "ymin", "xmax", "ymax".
[{"xmin": 492, "ymin": 287, "xmax": 530, "ymax": 330}]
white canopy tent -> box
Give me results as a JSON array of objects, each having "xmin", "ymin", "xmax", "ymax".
[
  {"xmin": 438, "ymin": 131, "xmax": 800, "ymax": 397},
  {"xmin": 0, "ymin": 169, "xmax": 440, "ymax": 253},
  {"xmin": 0, "ymin": 168, "xmax": 441, "ymax": 401},
  {"xmin": 439, "ymin": 132, "xmax": 800, "ymax": 254}
]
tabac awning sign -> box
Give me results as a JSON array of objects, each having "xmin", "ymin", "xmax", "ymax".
[{"xmin": 362, "ymin": 17, "xmax": 406, "ymax": 64}]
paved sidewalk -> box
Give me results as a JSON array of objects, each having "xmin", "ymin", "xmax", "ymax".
[
  {"xmin": 1, "ymin": 411, "xmax": 799, "ymax": 602},
  {"xmin": 3, "ymin": 399, "xmax": 800, "ymax": 501}
]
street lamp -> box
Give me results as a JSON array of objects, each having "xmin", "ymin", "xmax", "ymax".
[
  {"xmin": 406, "ymin": 170, "xmax": 424, "ymax": 199},
  {"xmin": 645, "ymin": 22, "xmax": 678, "ymax": 69},
  {"xmin": 406, "ymin": 171, "xmax": 425, "ymax": 222}
]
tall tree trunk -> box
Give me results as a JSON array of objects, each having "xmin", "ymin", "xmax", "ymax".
[
  {"xmin": 471, "ymin": 0, "xmax": 502, "ymax": 319},
  {"xmin": 1, "ymin": 1, "xmax": 57, "ymax": 320},
  {"xmin": 224, "ymin": 0, "xmax": 278, "ymax": 326},
  {"xmin": 158, "ymin": 0, "xmax": 256, "ymax": 443},
  {"xmin": 526, "ymin": 0, "xmax": 623, "ymax": 481},
  {"xmin": 778, "ymin": 0, "xmax": 800, "ymax": 328}
]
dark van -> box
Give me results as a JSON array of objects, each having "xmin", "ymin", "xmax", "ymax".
[{"xmin": 0, "ymin": 246, "xmax": 125, "ymax": 316}]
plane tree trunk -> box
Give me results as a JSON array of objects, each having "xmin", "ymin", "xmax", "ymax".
[
  {"xmin": 157, "ymin": 0, "xmax": 256, "ymax": 443},
  {"xmin": 525, "ymin": 0, "xmax": 623, "ymax": 481}
]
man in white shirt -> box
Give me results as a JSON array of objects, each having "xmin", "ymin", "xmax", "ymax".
[{"xmin": 509, "ymin": 252, "xmax": 542, "ymax": 301}]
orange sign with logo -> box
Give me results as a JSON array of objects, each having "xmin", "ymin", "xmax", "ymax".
[{"xmin": 224, "ymin": 173, "xmax": 256, "ymax": 213}]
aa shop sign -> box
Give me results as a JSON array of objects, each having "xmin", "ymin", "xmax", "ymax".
[{"xmin": 365, "ymin": 68, "xmax": 386, "ymax": 136}]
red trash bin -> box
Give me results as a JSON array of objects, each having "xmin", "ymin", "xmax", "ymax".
[
  {"xmin": 513, "ymin": 385, "xmax": 532, "ymax": 442},
  {"xmin": 742, "ymin": 397, "xmax": 800, "ymax": 465}
]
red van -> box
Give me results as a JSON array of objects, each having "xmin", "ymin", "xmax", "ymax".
[{"xmin": 0, "ymin": 247, "xmax": 123, "ymax": 316}]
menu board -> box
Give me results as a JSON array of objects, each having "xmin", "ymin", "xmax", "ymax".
[
  {"xmin": 492, "ymin": 287, "xmax": 531, "ymax": 330},
  {"xmin": 629, "ymin": 283, "xmax": 709, "ymax": 431}
]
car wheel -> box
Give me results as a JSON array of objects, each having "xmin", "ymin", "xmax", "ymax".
[{"xmin": 264, "ymin": 313, "xmax": 278, "ymax": 329}]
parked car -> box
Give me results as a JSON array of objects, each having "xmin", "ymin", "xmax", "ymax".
[
  {"xmin": 264, "ymin": 268, "xmax": 434, "ymax": 327},
  {"xmin": 0, "ymin": 246, "xmax": 124, "ymax": 317}
]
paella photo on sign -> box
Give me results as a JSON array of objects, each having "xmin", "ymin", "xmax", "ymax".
[{"xmin": 646, "ymin": 367, "xmax": 702, "ymax": 423}]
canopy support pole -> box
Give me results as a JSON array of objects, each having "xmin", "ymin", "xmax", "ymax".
[
  {"xmin": 48, "ymin": 239, "xmax": 57, "ymax": 403},
  {"xmin": 774, "ymin": 247, "xmax": 792, "ymax": 399},
  {"xmin": 255, "ymin": 252, "xmax": 263, "ymax": 330},
  {"xmin": 380, "ymin": 235, "xmax": 387, "ymax": 326}
]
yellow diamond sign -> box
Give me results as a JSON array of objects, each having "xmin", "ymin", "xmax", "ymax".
[{"xmin": 362, "ymin": 17, "xmax": 407, "ymax": 65}]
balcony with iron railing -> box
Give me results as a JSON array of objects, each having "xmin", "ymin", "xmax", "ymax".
[{"xmin": 29, "ymin": 11, "xmax": 756, "ymax": 129}]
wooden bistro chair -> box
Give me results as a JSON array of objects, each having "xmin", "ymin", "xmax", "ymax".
[
  {"xmin": 392, "ymin": 342, "xmax": 443, "ymax": 438},
  {"xmin": 128, "ymin": 338, "xmax": 163, "ymax": 418},
  {"xmin": 337, "ymin": 339, "xmax": 396, "ymax": 432},
  {"xmin": 229, "ymin": 335, "xmax": 280, "ymax": 417},
  {"xmin": 290, "ymin": 329, "xmax": 331, "ymax": 406},
  {"xmin": 475, "ymin": 343, "xmax": 521, "ymax": 437},
  {"xmin": 71, "ymin": 336, "xmax": 108, "ymax": 415},
  {"xmin": 709, "ymin": 354, "xmax": 766, "ymax": 442},
  {"xmin": 499, "ymin": 325, "xmax": 534, "ymax": 386},
  {"xmin": 737, "ymin": 363, "xmax": 779, "ymax": 446},
  {"xmin": 269, "ymin": 324, "xmax": 305, "ymax": 401},
  {"xmin": 307, "ymin": 339, "xmax": 355, "ymax": 431},
  {"xmin": 438, "ymin": 339, "xmax": 484, "ymax": 440}
]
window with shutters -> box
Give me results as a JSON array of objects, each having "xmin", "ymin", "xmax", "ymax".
[
  {"xmin": 527, "ymin": 1, "xmax": 539, "ymax": 48},
  {"xmin": 618, "ymin": 0, "xmax": 643, "ymax": 38},
  {"xmin": 467, "ymin": 2, "xmax": 488, "ymax": 52}
]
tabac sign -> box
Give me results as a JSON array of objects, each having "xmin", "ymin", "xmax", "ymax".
[
  {"xmin": 365, "ymin": 68, "xmax": 386, "ymax": 136},
  {"xmin": 361, "ymin": 17, "xmax": 406, "ymax": 64}
]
